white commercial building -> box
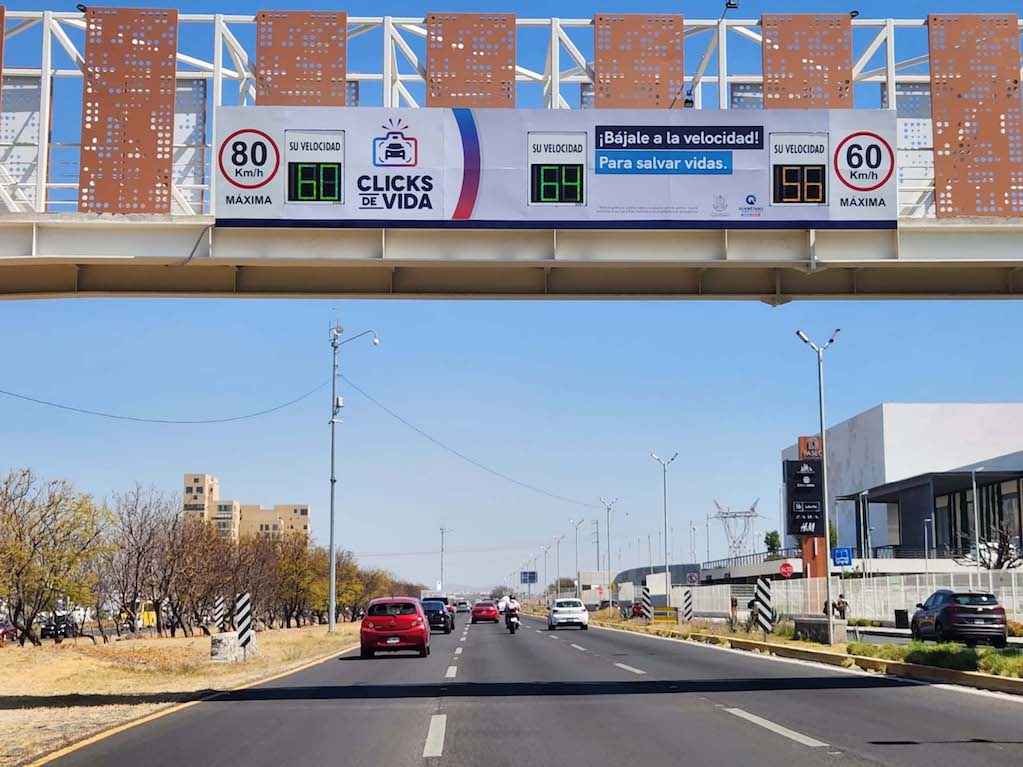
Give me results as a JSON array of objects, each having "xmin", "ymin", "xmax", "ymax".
[{"xmin": 782, "ymin": 403, "xmax": 1023, "ymax": 560}]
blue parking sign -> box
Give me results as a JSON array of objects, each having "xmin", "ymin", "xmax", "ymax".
[{"xmin": 831, "ymin": 547, "xmax": 852, "ymax": 567}]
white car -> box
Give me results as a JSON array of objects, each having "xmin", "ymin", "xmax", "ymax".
[{"xmin": 548, "ymin": 598, "xmax": 589, "ymax": 630}]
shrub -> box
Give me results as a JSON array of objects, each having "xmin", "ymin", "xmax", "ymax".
[
  {"xmin": 847, "ymin": 641, "xmax": 908, "ymax": 662},
  {"xmin": 903, "ymin": 642, "xmax": 979, "ymax": 671},
  {"xmin": 772, "ymin": 622, "xmax": 795, "ymax": 640},
  {"xmin": 978, "ymin": 649, "xmax": 1023, "ymax": 678},
  {"xmin": 1007, "ymin": 621, "xmax": 1023, "ymax": 638}
]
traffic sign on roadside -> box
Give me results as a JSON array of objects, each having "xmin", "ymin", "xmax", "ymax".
[
  {"xmin": 832, "ymin": 547, "xmax": 853, "ymax": 567},
  {"xmin": 686, "ymin": 572, "xmax": 698, "ymax": 585},
  {"xmin": 779, "ymin": 562, "xmax": 794, "ymax": 578}
]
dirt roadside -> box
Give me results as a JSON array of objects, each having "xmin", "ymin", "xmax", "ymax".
[{"xmin": 2, "ymin": 623, "xmax": 360, "ymax": 767}]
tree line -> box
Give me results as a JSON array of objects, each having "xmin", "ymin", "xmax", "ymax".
[{"xmin": 0, "ymin": 469, "xmax": 425, "ymax": 645}]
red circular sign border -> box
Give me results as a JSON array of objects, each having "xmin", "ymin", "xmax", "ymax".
[
  {"xmin": 833, "ymin": 131, "xmax": 894, "ymax": 193},
  {"xmin": 218, "ymin": 129, "xmax": 280, "ymax": 190},
  {"xmin": 779, "ymin": 562, "xmax": 794, "ymax": 578}
]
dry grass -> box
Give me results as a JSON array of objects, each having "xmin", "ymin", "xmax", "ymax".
[{"xmin": 1, "ymin": 623, "xmax": 360, "ymax": 767}]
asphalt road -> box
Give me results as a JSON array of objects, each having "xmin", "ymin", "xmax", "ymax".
[{"xmin": 49, "ymin": 614, "xmax": 1023, "ymax": 767}]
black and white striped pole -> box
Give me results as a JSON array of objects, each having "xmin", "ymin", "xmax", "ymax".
[
  {"xmin": 754, "ymin": 577, "xmax": 773, "ymax": 635},
  {"xmin": 235, "ymin": 592, "xmax": 253, "ymax": 657},
  {"xmin": 213, "ymin": 596, "xmax": 225, "ymax": 632}
]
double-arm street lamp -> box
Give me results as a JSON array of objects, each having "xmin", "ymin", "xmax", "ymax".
[
  {"xmin": 650, "ymin": 452, "xmax": 678, "ymax": 607},
  {"xmin": 795, "ymin": 328, "xmax": 839, "ymax": 646}
]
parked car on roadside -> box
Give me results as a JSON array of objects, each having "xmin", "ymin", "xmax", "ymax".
[
  {"xmin": 911, "ymin": 590, "xmax": 1008, "ymax": 648},
  {"xmin": 40, "ymin": 615, "xmax": 79, "ymax": 641},
  {"xmin": 360, "ymin": 598, "xmax": 430, "ymax": 658},
  {"xmin": 0, "ymin": 621, "xmax": 17, "ymax": 643}
]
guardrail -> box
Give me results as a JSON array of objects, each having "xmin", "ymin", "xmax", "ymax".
[{"xmin": 702, "ymin": 548, "xmax": 801, "ymax": 571}]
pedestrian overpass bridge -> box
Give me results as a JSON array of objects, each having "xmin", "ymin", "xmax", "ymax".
[{"xmin": 2, "ymin": 9, "xmax": 1022, "ymax": 300}]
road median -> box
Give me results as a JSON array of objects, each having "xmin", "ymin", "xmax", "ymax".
[
  {"xmin": 3, "ymin": 624, "xmax": 360, "ymax": 767},
  {"xmin": 586, "ymin": 615, "xmax": 1023, "ymax": 698}
]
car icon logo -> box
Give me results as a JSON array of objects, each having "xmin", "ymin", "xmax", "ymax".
[{"xmin": 373, "ymin": 127, "xmax": 418, "ymax": 167}]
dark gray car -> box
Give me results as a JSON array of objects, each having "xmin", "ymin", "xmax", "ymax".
[{"xmin": 911, "ymin": 590, "xmax": 1008, "ymax": 648}]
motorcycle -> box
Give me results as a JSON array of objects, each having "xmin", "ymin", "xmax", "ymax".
[{"xmin": 506, "ymin": 608, "xmax": 520, "ymax": 634}]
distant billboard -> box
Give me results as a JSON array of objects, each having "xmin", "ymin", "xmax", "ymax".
[{"xmin": 520, "ymin": 571, "xmax": 538, "ymax": 584}]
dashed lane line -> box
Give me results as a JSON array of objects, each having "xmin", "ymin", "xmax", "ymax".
[
  {"xmin": 570, "ymin": 644, "xmax": 586, "ymax": 651},
  {"xmin": 423, "ymin": 714, "xmax": 447, "ymax": 758},
  {"xmin": 445, "ymin": 665, "xmax": 458, "ymax": 679},
  {"xmin": 724, "ymin": 708, "xmax": 828, "ymax": 748},
  {"xmin": 613, "ymin": 663, "xmax": 647, "ymax": 675},
  {"xmin": 455, "ymin": 647, "xmax": 463, "ymax": 655}
]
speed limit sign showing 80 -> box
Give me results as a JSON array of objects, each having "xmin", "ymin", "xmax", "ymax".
[
  {"xmin": 834, "ymin": 132, "xmax": 894, "ymax": 193},
  {"xmin": 219, "ymin": 129, "xmax": 280, "ymax": 190}
]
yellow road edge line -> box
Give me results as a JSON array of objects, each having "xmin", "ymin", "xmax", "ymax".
[{"xmin": 21, "ymin": 639, "xmax": 361, "ymax": 767}]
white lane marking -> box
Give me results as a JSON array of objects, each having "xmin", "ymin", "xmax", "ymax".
[
  {"xmin": 423, "ymin": 714, "xmax": 447, "ymax": 758},
  {"xmin": 724, "ymin": 708, "xmax": 828, "ymax": 748},
  {"xmin": 455, "ymin": 647, "xmax": 463, "ymax": 655},
  {"xmin": 570, "ymin": 644, "xmax": 586, "ymax": 651},
  {"xmin": 534, "ymin": 629, "xmax": 542, "ymax": 633},
  {"xmin": 445, "ymin": 665, "xmax": 458, "ymax": 679},
  {"xmin": 459, "ymin": 637, "xmax": 466, "ymax": 642},
  {"xmin": 614, "ymin": 662, "xmax": 647, "ymax": 675},
  {"xmin": 548, "ymin": 635, "xmax": 558, "ymax": 640}
]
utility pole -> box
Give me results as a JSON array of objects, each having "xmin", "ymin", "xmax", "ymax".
[
  {"xmin": 690, "ymin": 521, "xmax": 697, "ymax": 563},
  {"xmin": 570, "ymin": 519, "xmax": 586, "ymax": 598},
  {"xmin": 600, "ymin": 497, "xmax": 619, "ymax": 618},
  {"xmin": 327, "ymin": 323, "xmax": 379, "ymax": 634},
  {"xmin": 705, "ymin": 512, "xmax": 711, "ymax": 563},
  {"xmin": 651, "ymin": 452, "xmax": 678, "ymax": 608},
  {"xmin": 440, "ymin": 526, "xmax": 452, "ymax": 591},
  {"xmin": 592, "ymin": 519, "xmax": 601, "ymax": 572}
]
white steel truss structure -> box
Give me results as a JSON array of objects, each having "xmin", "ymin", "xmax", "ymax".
[{"xmin": 1, "ymin": 12, "xmax": 1023, "ymax": 300}]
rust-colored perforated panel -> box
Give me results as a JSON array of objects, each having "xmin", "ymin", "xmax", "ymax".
[
  {"xmin": 761, "ymin": 14, "xmax": 852, "ymax": 109},
  {"xmin": 929, "ymin": 14, "xmax": 1023, "ymax": 217},
  {"xmin": 592, "ymin": 14, "xmax": 683, "ymax": 109},
  {"xmin": 79, "ymin": 7, "xmax": 177, "ymax": 214},
  {"xmin": 256, "ymin": 11, "xmax": 348, "ymax": 106},
  {"xmin": 426, "ymin": 12, "xmax": 516, "ymax": 107}
]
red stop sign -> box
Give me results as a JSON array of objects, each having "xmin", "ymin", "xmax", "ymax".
[
  {"xmin": 598, "ymin": 586, "xmax": 605, "ymax": 596},
  {"xmin": 780, "ymin": 562, "xmax": 794, "ymax": 578}
]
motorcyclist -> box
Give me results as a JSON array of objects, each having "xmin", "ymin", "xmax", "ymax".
[{"xmin": 504, "ymin": 593, "xmax": 521, "ymax": 629}]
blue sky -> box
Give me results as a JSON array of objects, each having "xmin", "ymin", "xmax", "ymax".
[{"xmin": 4, "ymin": 0, "xmax": 1023, "ymax": 589}]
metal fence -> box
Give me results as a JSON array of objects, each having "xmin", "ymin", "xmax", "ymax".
[{"xmin": 686, "ymin": 571, "xmax": 1023, "ymax": 622}]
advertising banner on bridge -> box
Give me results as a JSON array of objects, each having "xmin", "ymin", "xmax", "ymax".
[{"xmin": 215, "ymin": 107, "xmax": 897, "ymax": 230}]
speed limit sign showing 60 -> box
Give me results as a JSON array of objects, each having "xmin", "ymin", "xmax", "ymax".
[
  {"xmin": 834, "ymin": 132, "xmax": 894, "ymax": 193},
  {"xmin": 219, "ymin": 129, "xmax": 280, "ymax": 190}
]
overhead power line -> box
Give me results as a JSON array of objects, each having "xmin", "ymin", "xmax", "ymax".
[
  {"xmin": 342, "ymin": 375, "xmax": 599, "ymax": 510},
  {"xmin": 0, "ymin": 380, "xmax": 329, "ymax": 424}
]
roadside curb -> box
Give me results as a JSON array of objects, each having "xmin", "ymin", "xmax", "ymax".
[
  {"xmin": 20, "ymin": 639, "xmax": 361, "ymax": 767},
  {"xmin": 683, "ymin": 631, "xmax": 1023, "ymax": 697}
]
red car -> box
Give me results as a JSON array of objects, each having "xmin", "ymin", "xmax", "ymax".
[
  {"xmin": 360, "ymin": 598, "xmax": 430, "ymax": 658},
  {"xmin": 471, "ymin": 600, "xmax": 499, "ymax": 623}
]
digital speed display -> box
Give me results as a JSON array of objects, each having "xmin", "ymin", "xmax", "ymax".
[
  {"xmin": 772, "ymin": 164, "xmax": 826, "ymax": 205},
  {"xmin": 287, "ymin": 162, "xmax": 341, "ymax": 203},
  {"xmin": 529, "ymin": 163, "xmax": 584, "ymax": 204}
]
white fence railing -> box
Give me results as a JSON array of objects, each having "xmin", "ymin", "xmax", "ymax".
[{"xmin": 684, "ymin": 572, "xmax": 1023, "ymax": 622}]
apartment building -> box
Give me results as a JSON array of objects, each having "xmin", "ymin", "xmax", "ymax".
[{"xmin": 181, "ymin": 473, "xmax": 309, "ymax": 542}]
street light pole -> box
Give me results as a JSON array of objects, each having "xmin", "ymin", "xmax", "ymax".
[
  {"xmin": 554, "ymin": 534, "xmax": 566, "ymax": 599},
  {"xmin": 651, "ymin": 452, "xmax": 678, "ymax": 608},
  {"xmin": 796, "ymin": 328, "xmax": 840, "ymax": 646},
  {"xmin": 570, "ymin": 519, "xmax": 585, "ymax": 598},
  {"xmin": 440, "ymin": 526, "xmax": 452, "ymax": 591},
  {"xmin": 540, "ymin": 545, "xmax": 550, "ymax": 605},
  {"xmin": 328, "ymin": 323, "xmax": 379, "ymax": 634},
  {"xmin": 600, "ymin": 497, "xmax": 619, "ymax": 618},
  {"xmin": 971, "ymin": 467, "xmax": 985, "ymax": 590}
]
